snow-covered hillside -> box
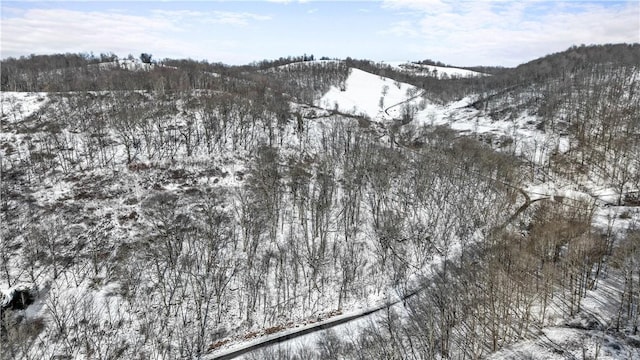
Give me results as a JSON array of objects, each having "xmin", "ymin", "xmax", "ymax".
[
  {"xmin": 96, "ymin": 59, "xmax": 156, "ymax": 71},
  {"xmin": 0, "ymin": 87, "xmax": 519, "ymax": 359},
  {"xmin": 230, "ymin": 57, "xmax": 640, "ymax": 359},
  {"xmin": 2, "ymin": 46, "xmax": 640, "ymax": 360},
  {"xmin": 315, "ymin": 68, "xmax": 569, "ymax": 168},
  {"xmin": 271, "ymin": 59, "xmax": 341, "ymax": 70},
  {"xmin": 316, "ymin": 68, "xmax": 423, "ymax": 121},
  {"xmin": 387, "ymin": 61, "xmax": 485, "ymax": 78}
]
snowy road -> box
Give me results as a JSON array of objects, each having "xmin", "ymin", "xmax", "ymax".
[{"xmin": 209, "ymin": 291, "xmax": 421, "ymax": 359}]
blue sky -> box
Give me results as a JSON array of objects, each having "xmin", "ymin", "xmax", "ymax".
[{"xmin": 1, "ymin": 1, "xmax": 638, "ymax": 66}]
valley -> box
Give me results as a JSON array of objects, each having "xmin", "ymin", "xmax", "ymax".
[{"xmin": 1, "ymin": 44, "xmax": 640, "ymax": 359}]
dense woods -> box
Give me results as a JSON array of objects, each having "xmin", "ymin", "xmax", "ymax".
[{"xmin": 1, "ymin": 44, "xmax": 639, "ymax": 359}]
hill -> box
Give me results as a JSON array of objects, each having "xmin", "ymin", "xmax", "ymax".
[
  {"xmin": 387, "ymin": 61, "xmax": 485, "ymax": 79},
  {"xmin": 1, "ymin": 44, "xmax": 639, "ymax": 359}
]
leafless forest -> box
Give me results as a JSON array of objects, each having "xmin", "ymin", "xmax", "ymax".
[{"xmin": 1, "ymin": 44, "xmax": 639, "ymax": 359}]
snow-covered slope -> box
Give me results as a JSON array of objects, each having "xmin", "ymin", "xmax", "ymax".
[
  {"xmin": 409, "ymin": 95, "xmax": 570, "ymax": 166},
  {"xmin": 316, "ymin": 68, "xmax": 423, "ymax": 120},
  {"xmin": 2, "ymin": 49, "xmax": 639, "ymax": 360},
  {"xmin": 387, "ymin": 61, "xmax": 485, "ymax": 78},
  {"xmin": 96, "ymin": 59, "xmax": 156, "ymax": 71},
  {"xmin": 271, "ymin": 59, "xmax": 341, "ymax": 70}
]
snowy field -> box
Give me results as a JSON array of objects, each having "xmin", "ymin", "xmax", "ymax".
[{"xmin": 316, "ymin": 68, "xmax": 423, "ymax": 121}]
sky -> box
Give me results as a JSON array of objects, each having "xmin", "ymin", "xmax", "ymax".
[{"xmin": 1, "ymin": 0, "xmax": 639, "ymax": 67}]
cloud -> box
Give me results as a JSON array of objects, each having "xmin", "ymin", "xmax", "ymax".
[
  {"xmin": 0, "ymin": 7, "xmax": 271, "ymax": 60},
  {"xmin": 1, "ymin": 9, "xmax": 182, "ymax": 58},
  {"xmin": 382, "ymin": 0, "xmax": 453, "ymax": 14},
  {"xmin": 266, "ymin": 0, "xmax": 311, "ymax": 3},
  {"xmin": 380, "ymin": 0, "xmax": 640, "ymax": 66},
  {"xmin": 206, "ymin": 11, "xmax": 271, "ymax": 26},
  {"xmin": 152, "ymin": 9, "xmax": 271, "ymax": 26},
  {"xmin": 380, "ymin": 20, "xmax": 419, "ymax": 37}
]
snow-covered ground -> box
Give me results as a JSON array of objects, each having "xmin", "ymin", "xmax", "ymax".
[
  {"xmin": 95, "ymin": 59, "xmax": 156, "ymax": 71},
  {"xmin": 316, "ymin": 68, "xmax": 423, "ymax": 121},
  {"xmin": 386, "ymin": 61, "xmax": 485, "ymax": 78},
  {"xmin": 315, "ymin": 70, "xmax": 568, "ymax": 167},
  {"xmin": 206, "ymin": 66, "xmax": 640, "ymax": 358},
  {"xmin": 271, "ymin": 59, "xmax": 341, "ymax": 70},
  {"xmin": 489, "ymin": 270, "xmax": 640, "ymax": 360},
  {"xmin": 2, "ymin": 59, "xmax": 638, "ymax": 359}
]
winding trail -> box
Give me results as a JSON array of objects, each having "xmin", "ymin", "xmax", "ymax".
[{"xmin": 383, "ymin": 90, "xmax": 426, "ymax": 120}]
